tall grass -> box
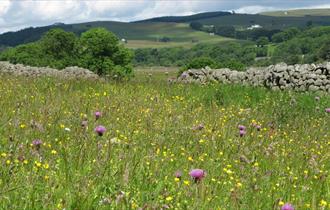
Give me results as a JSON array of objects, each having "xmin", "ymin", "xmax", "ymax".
[{"xmin": 0, "ymin": 75, "xmax": 329, "ymax": 209}]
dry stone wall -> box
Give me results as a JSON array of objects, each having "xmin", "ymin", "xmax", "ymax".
[
  {"xmin": 0, "ymin": 62, "xmax": 99, "ymax": 80},
  {"xmin": 177, "ymin": 63, "xmax": 330, "ymax": 93}
]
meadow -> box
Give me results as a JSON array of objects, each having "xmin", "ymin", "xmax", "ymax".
[{"xmin": 0, "ymin": 72, "xmax": 329, "ymax": 210}]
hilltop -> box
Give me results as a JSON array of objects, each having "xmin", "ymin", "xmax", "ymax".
[
  {"xmin": 1, "ymin": 9, "xmax": 330, "ymax": 49},
  {"xmin": 260, "ymin": 8, "xmax": 330, "ymax": 17}
]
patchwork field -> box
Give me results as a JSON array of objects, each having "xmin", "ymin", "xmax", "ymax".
[
  {"xmin": 261, "ymin": 9, "xmax": 330, "ymax": 17},
  {"xmin": 0, "ymin": 74, "xmax": 329, "ymax": 209}
]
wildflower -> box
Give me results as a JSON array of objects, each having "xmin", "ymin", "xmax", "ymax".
[
  {"xmin": 281, "ymin": 203, "xmax": 294, "ymax": 210},
  {"xmin": 315, "ymin": 96, "xmax": 320, "ymax": 101},
  {"xmin": 95, "ymin": 125, "xmax": 106, "ymax": 136},
  {"xmin": 81, "ymin": 120, "xmax": 88, "ymax": 128},
  {"xmin": 189, "ymin": 169, "xmax": 205, "ymax": 182},
  {"xmin": 239, "ymin": 129, "xmax": 246, "ymax": 137},
  {"xmin": 192, "ymin": 123, "xmax": 204, "ymax": 131},
  {"xmin": 325, "ymin": 108, "xmax": 330, "ymax": 113},
  {"xmin": 175, "ymin": 171, "xmax": 182, "ymax": 179},
  {"xmin": 238, "ymin": 125, "xmax": 246, "ymax": 131},
  {"xmin": 32, "ymin": 139, "xmax": 42, "ymax": 150},
  {"xmin": 319, "ymin": 200, "xmax": 327, "ymax": 207},
  {"xmin": 256, "ymin": 125, "xmax": 261, "ymax": 131},
  {"xmin": 165, "ymin": 196, "xmax": 173, "ymax": 201},
  {"xmin": 95, "ymin": 111, "xmax": 102, "ymax": 120}
]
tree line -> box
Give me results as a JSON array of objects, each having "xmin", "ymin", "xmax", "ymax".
[{"xmin": 0, "ymin": 28, "xmax": 133, "ymax": 77}]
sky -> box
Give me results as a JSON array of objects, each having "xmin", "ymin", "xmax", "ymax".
[{"xmin": 0, "ymin": 0, "xmax": 330, "ymax": 33}]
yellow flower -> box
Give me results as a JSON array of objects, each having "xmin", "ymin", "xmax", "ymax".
[
  {"xmin": 279, "ymin": 201, "xmax": 284, "ymax": 206},
  {"xmin": 20, "ymin": 124, "xmax": 26, "ymax": 129},
  {"xmin": 43, "ymin": 163, "xmax": 49, "ymax": 169},
  {"xmin": 165, "ymin": 196, "xmax": 173, "ymax": 201},
  {"xmin": 174, "ymin": 178, "xmax": 180, "ymax": 182},
  {"xmin": 51, "ymin": 150, "xmax": 57, "ymax": 155},
  {"xmin": 6, "ymin": 160, "xmax": 11, "ymax": 165},
  {"xmin": 184, "ymin": 180, "xmax": 190, "ymax": 186},
  {"xmin": 320, "ymin": 200, "xmax": 327, "ymax": 207}
]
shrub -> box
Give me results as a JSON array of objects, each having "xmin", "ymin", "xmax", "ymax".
[{"xmin": 78, "ymin": 28, "xmax": 133, "ymax": 77}]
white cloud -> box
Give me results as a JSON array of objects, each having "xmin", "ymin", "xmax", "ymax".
[
  {"xmin": 235, "ymin": 6, "xmax": 277, "ymax": 14},
  {"xmin": 0, "ymin": 0, "xmax": 11, "ymax": 16}
]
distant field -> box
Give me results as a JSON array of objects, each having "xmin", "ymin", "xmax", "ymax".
[
  {"xmin": 89, "ymin": 22, "xmax": 233, "ymax": 48},
  {"xmin": 261, "ymin": 8, "xmax": 330, "ymax": 17}
]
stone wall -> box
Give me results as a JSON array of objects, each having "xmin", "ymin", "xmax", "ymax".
[
  {"xmin": 0, "ymin": 62, "xmax": 99, "ymax": 80},
  {"xmin": 177, "ymin": 63, "xmax": 330, "ymax": 93}
]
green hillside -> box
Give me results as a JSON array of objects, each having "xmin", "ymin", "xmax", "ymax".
[
  {"xmin": 2, "ymin": 9, "xmax": 330, "ymax": 48},
  {"xmin": 260, "ymin": 8, "xmax": 330, "ymax": 17},
  {"xmin": 0, "ymin": 21, "xmax": 232, "ymax": 49}
]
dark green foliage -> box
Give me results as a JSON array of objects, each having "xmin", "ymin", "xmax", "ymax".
[
  {"xmin": 215, "ymin": 26, "xmax": 236, "ymax": 37},
  {"xmin": 272, "ymin": 26, "xmax": 330, "ymax": 64},
  {"xmin": 318, "ymin": 39, "xmax": 330, "ymax": 61},
  {"xmin": 133, "ymin": 42, "xmax": 254, "ymax": 70},
  {"xmin": 271, "ymin": 27, "xmax": 301, "ymax": 43},
  {"xmin": 189, "ymin": 22, "xmax": 203, "ymax": 31},
  {"xmin": 256, "ymin": 36, "xmax": 269, "ymax": 47},
  {"xmin": 0, "ymin": 28, "xmax": 133, "ymax": 78}
]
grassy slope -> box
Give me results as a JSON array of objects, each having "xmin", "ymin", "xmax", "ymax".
[
  {"xmin": 196, "ymin": 14, "xmax": 330, "ymax": 29},
  {"xmin": 261, "ymin": 8, "xmax": 330, "ymax": 17},
  {"xmin": 0, "ymin": 75, "xmax": 329, "ymax": 209},
  {"xmin": 71, "ymin": 22, "xmax": 233, "ymax": 49},
  {"xmin": 3, "ymin": 9, "xmax": 330, "ymax": 48}
]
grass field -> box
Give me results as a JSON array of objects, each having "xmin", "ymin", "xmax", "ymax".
[
  {"xmin": 0, "ymin": 73, "xmax": 329, "ymax": 209},
  {"xmin": 261, "ymin": 9, "xmax": 330, "ymax": 17}
]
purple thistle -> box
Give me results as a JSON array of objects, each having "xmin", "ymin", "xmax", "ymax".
[
  {"xmin": 326, "ymin": 108, "xmax": 330, "ymax": 113},
  {"xmin": 189, "ymin": 169, "xmax": 205, "ymax": 182},
  {"xmin": 95, "ymin": 111, "xmax": 102, "ymax": 120},
  {"xmin": 95, "ymin": 125, "xmax": 106, "ymax": 136},
  {"xmin": 239, "ymin": 129, "xmax": 246, "ymax": 137},
  {"xmin": 238, "ymin": 125, "xmax": 246, "ymax": 131},
  {"xmin": 281, "ymin": 203, "xmax": 294, "ymax": 210},
  {"xmin": 256, "ymin": 125, "xmax": 261, "ymax": 131},
  {"xmin": 175, "ymin": 171, "xmax": 182, "ymax": 179},
  {"xmin": 32, "ymin": 139, "xmax": 42, "ymax": 150}
]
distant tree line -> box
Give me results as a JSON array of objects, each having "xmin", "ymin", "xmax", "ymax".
[
  {"xmin": 134, "ymin": 26, "xmax": 330, "ymax": 68},
  {"xmin": 0, "ymin": 28, "xmax": 133, "ymax": 77}
]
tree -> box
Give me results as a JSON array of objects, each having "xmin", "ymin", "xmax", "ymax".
[
  {"xmin": 256, "ymin": 36, "xmax": 269, "ymax": 47},
  {"xmin": 215, "ymin": 26, "xmax": 236, "ymax": 38},
  {"xmin": 318, "ymin": 39, "xmax": 330, "ymax": 61},
  {"xmin": 78, "ymin": 28, "xmax": 133, "ymax": 77},
  {"xmin": 40, "ymin": 28, "xmax": 77, "ymax": 59},
  {"xmin": 40, "ymin": 28, "xmax": 78, "ymax": 69},
  {"xmin": 190, "ymin": 22, "xmax": 203, "ymax": 31}
]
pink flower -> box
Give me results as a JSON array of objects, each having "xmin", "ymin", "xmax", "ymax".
[
  {"xmin": 239, "ymin": 129, "xmax": 246, "ymax": 137},
  {"xmin": 326, "ymin": 108, "xmax": 330, "ymax": 113},
  {"xmin": 281, "ymin": 203, "xmax": 294, "ymax": 210},
  {"xmin": 189, "ymin": 169, "xmax": 205, "ymax": 182},
  {"xmin": 238, "ymin": 125, "xmax": 246, "ymax": 131},
  {"xmin": 95, "ymin": 111, "xmax": 102, "ymax": 120},
  {"xmin": 256, "ymin": 125, "xmax": 261, "ymax": 131},
  {"xmin": 95, "ymin": 125, "xmax": 106, "ymax": 136},
  {"xmin": 175, "ymin": 171, "xmax": 182, "ymax": 179}
]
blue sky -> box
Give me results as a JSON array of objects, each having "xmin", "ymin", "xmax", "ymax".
[{"xmin": 0, "ymin": 0, "xmax": 330, "ymax": 33}]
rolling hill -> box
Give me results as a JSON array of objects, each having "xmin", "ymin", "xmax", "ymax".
[
  {"xmin": 1, "ymin": 9, "xmax": 330, "ymax": 49},
  {"xmin": 260, "ymin": 8, "xmax": 330, "ymax": 17}
]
